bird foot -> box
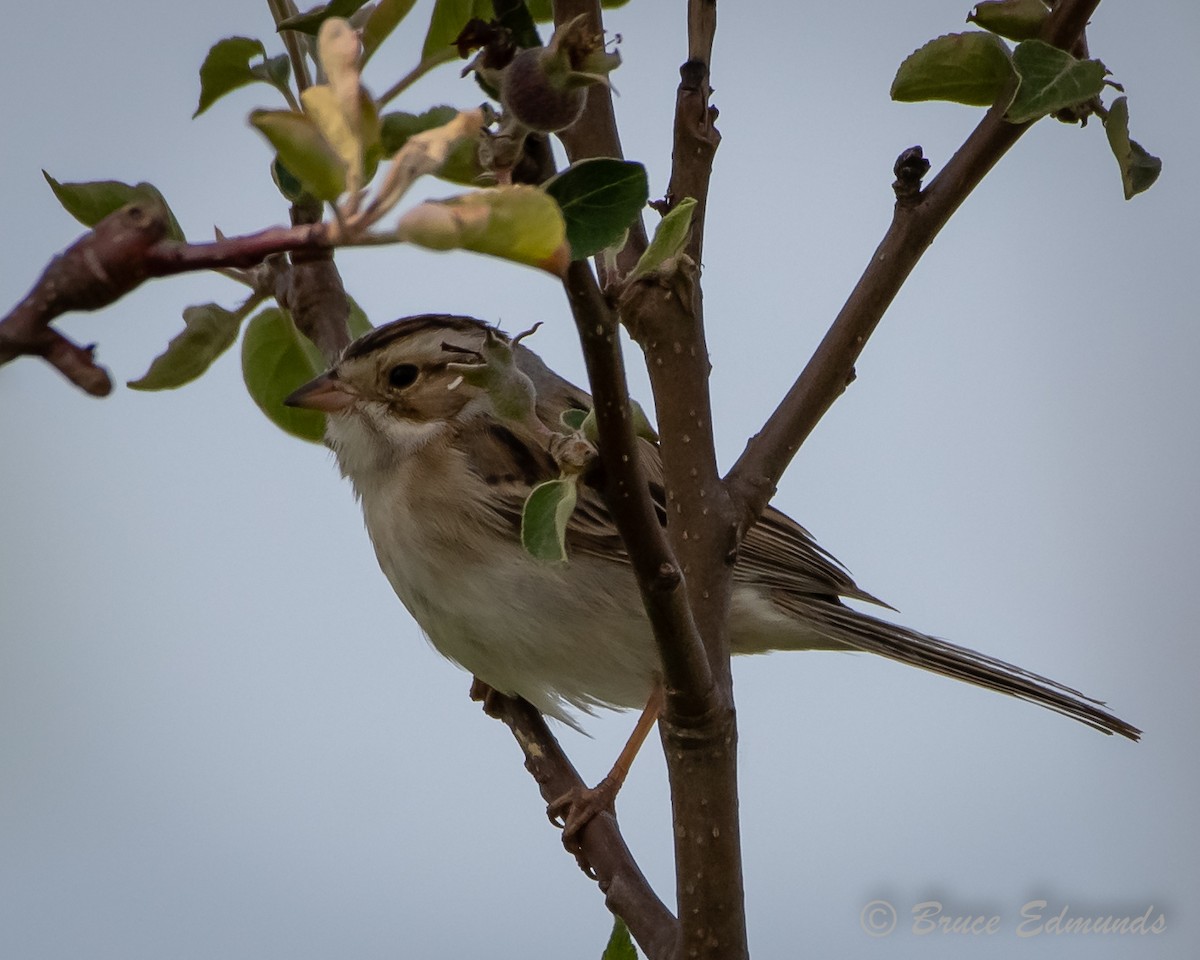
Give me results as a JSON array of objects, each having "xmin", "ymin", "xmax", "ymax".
[
  {"xmin": 547, "ymin": 777, "xmax": 621, "ymax": 879},
  {"xmin": 547, "ymin": 775, "xmax": 620, "ymax": 844}
]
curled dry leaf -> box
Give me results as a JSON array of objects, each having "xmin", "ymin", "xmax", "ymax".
[{"xmin": 364, "ymin": 107, "xmax": 488, "ymax": 221}]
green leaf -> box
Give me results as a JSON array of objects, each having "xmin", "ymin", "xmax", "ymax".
[
  {"xmin": 1005, "ymin": 39, "xmax": 1107, "ymax": 124},
  {"xmin": 251, "ymin": 52, "xmax": 293, "ymax": 93},
  {"xmin": 568, "ymin": 407, "xmax": 600, "ymax": 443},
  {"xmin": 347, "ymin": 296, "xmax": 375, "ymax": 338},
  {"xmin": 630, "ymin": 398, "xmax": 659, "ymax": 442},
  {"xmin": 251, "ymin": 109, "xmax": 346, "ymax": 201},
  {"xmin": 891, "ymin": 32, "xmax": 1014, "ymax": 107},
  {"xmin": 447, "ymin": 325, "xmax": 539, "ymax": 424},
  {"xmin": 1103, "ymin": 96, "xmax": 1162, "ymax": 200},
  {"xmin": 560, "ymin": 407, "xmax": 588, "ymax": 432},
  {"xmin": 277, "ymin": 0, "xmax": 372, "ymax": 35},
  {"xmin": 543, "ymin": 159, "xmax": 648, "ymax": 261},
  {"xmin": 524, "ymin": 0, "xmax": 630, "ymax": 21},
  {"xmin": 128, "ymin": 303, "xmax": 245, "ymax": 391},
  {"xmin": 42, "ymin": 172, "xmax": 185, "ymax": 241},
  {"xmin": 194, "ymin": 37, "xmax": 287, "ymax": 118},
  {"xmin": 361, "ymin": 0, "xmax": 420, "ymax": 63},
  {"xmin": 966, "ymin": 0, "xmax": 1050, "ymax": 42},
  {"xmin": 421, "ymin": 0, "xmax": 491, "ymax": 61},
  {"xmin": 601, "ymin": 917, "xmax": 638, "ymax": 960},
  {"xmin": 492, "ymin": 0, "xmax": 542, "ymax": 49},
  {"xmin": 521, "ymin": 477, "xmax": 578, "ymax": 562},
  {"xmin": 271, "ymin": 156, "xmax": 307, "ymax": 202},
  {"xmin": 629, "ymin": 197, "xmax": 696, "ymax": 281},
  {"xmin": 396, "ymin": 185, "xmax": 569, "ymax": 275},
  {"xmin": 241, "ymin": 307, "xmax": 326, "ymax": 443}
]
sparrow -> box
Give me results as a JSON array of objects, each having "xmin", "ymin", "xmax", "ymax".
[{"xmin": 285, "ymin": 313, "xmax": 1139, "ymax": 744}]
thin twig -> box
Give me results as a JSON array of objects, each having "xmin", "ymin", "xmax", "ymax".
[
  {"xmin": 377, "ymin": 49, "xmax": 459, "ymax": 108},
  {"xmin": 267, "ymin": 0, "xmax": 313, "ymax": 93}
]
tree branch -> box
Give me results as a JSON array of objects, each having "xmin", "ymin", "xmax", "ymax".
[
  {"xmin": 726, "ymin": 0, "xmax": 1104, "ymax": 533},
  {"xmin": 0, "ymin": 209, "xmax": 348, "ymax": 390},
  {"xmin": 281, "ymin": 199, "xmax": 352, "ymax": 363},
  {"xmin": 268, "ymin": 0, "xmax": 313, "ymax": 93},
  {"xmin": 561, "ymin": 261, "xmax": 715, "ymax": 717},
  {"xmin": 555, "ymin": 2, "xmax": 746, "ymax": 956},
  {"xmin": 0, "ymin": 204, "xmax": 169, "ymax": 394},
  {"xmin": 474, "ymin": 687, "xmax": 679, "ymax": 959},
  {"xmin": 553, "ymin": 0, "xmax": 648, "ymax": 278},
  {"xmin": 621, "ymin": 5, "xmax": 752, "ymax": 959}
]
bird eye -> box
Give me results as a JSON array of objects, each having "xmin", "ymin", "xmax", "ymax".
[{"xmin": 387, "ymin": 364, "xmax": 419, "ymax": 389}]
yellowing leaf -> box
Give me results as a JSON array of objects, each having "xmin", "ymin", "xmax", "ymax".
[
  {"xmin": 316, "ymin": 16, "xmax": 361, "ymax": 87},
  {"xmin": 396, "ymin": 185, "xmax": 569, "ymax": 275},
  {"xmin": 380, "ymin": 106, "xmax": 484, "ymax": 185},
  {"xmin": 367, "ymin": 108, "xmax": 486, "ymax": 217},
  {"xmin": 302, "ymin": 85, "xmax": 363, "ymax": 190}
]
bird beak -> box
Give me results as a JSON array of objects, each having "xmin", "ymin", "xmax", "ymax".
[{"xmin": 284, "ymin": 373, "xmax": 357, "ymax": 413}]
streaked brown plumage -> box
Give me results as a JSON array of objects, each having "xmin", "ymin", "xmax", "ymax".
[{"xmin": 287, "ymin": 314, "xmax": 1140, "ymax": 741}]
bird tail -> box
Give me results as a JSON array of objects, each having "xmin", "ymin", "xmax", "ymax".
[{"xmin": 773, "ymin": 596, "xmax": 1141, "ymax": 741}]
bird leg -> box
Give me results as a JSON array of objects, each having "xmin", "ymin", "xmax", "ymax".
[{"xmin": 547, "ymin": 681, "xmax": 664, "ymax": 844}]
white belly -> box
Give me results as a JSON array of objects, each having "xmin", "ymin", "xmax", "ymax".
[{"xmin": 357, "ymin": 463, "xmax": 660, "ymax": 726}]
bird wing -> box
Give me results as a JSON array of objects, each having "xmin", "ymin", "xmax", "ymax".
[{"xmin": 467, "ymin": 350, "xmax": 1140, "ymax": 741}]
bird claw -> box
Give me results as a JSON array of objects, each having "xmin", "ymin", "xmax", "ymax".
[
  {"xmin": 547, "ymin": 779, "xmax": 619, "ymax": 881},
  {"xmin": 547, "ymin": 776, "xmax": 619, "ymax": 842}
]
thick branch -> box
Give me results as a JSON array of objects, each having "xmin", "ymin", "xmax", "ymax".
[
  {"xmin": 726, "ymin": 0, "xmax": 1104, "ymax": 531},
  {"xmin": 624, "ymin": 5, "xmax": 750, "ymax": 959},
  {"xmin": 475, "ymin": 688, "xmax": 679, "ymax": 959},
  {"xmin": 0, "ymin": 203, "xmax": 169, "ymax": 394},
  {"xmin": 0, "ymin": 210, "xmax": 333, "ymax": 391}
]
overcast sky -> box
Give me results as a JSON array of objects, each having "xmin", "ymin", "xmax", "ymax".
[{"xmin": 2, "ymin": 1, "xmax": 1197, "ymax": 958}]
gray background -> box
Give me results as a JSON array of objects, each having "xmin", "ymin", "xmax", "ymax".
[{"xmin": 2, "ymin": 1, "xmax": 1196, "ymax": 957}]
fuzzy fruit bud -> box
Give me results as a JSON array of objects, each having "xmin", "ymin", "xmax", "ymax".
[{"xmin": 497, "ymin": 15, "xmax": 620, "ymax": 135}]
